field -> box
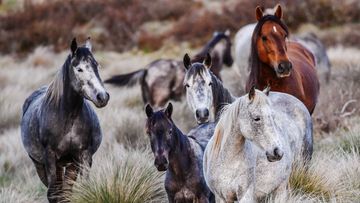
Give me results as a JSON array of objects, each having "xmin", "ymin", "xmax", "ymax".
[{"xmin": 1, "ymin": 0, "xmax": 360, "ymax": 202}]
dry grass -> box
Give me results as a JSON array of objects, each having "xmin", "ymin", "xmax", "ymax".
[
  {"xmin": 69, "ymin": 147, "xmax": 166, "ymax": 203},
  {"xmin": 0, "ymin": 35, "xmax": 360, "ymax": 202}
]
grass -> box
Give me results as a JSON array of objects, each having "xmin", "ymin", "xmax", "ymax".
[{"xmin": 69, "ymin": 147, "xmax": 166, "ymax": 203}]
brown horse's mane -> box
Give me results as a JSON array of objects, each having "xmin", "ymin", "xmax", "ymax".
[{"xmin": 248, "ymin": 15, "xmax": 289, "ymax": 88}]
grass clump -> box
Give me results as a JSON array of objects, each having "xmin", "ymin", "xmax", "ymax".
[
  {"xmin": 69, "ymin": 148, "xmax": 165, "ymax": 203},
  {"xmin": 289, "ymin": 162, "xmax": 332, "ymax": 200}
]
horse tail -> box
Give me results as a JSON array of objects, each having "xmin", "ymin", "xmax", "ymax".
[
  {"xmin": 22, "ymin": 86, "xmax": 47, "ymax": 116},
  {"xmin": 104, "ymin": 69, "xmax": 146, "ymax": 87}
]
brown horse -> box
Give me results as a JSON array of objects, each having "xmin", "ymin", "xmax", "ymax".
[
  {"xmin": 105, "ymin": 31, "xmax": 233, "ymax": 108},
  {"xmin": 246, "ymin": 5, "xmax": 319, "ymax": 114}
]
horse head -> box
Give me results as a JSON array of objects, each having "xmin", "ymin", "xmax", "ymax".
[
  {"xmin": 254, "ymin": 4, "xmax": 292, "ymax": 78},
  {"xmin": 145, "ymin": 103, "xmax": 176, "ymax": 171},
  {"xmin": 235, "ymin": 86, "xmax": 284, "ymax": 162},
  {"xmin": 183, "ymin": 53, "xmax": 213, "ymax": 124},
  {"xmin": 69, "ymin": 37, "xmax": 109, "ymax": 107}
]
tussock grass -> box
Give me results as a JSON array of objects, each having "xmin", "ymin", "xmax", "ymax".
[{"xmin": 69, "ymin": 147, "xmax": 165, "ymax": 203}]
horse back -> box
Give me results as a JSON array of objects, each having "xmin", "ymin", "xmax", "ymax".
[
  {"xmin": 22, "ymin": 86, "xmax": 47, "ymax": 116},
  {"xmin": 288, "ymin": 41, "xmax": 320, "ymax": 113}
]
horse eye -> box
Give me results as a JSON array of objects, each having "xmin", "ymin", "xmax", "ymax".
[
  {"xmin": 262, "ymin": 36, "xmax": 267, "ymax": 42},
  {"xmin": 77, "ymin": 68, "xmax": 83, "ymax": 72},
  {"xmin": 209, "ymin": 82, "xmax": 213, "ymax": 86},
  {"xmin": 254, "ymin": 117, "xmax": 260, "ymax": 121},
  {"xmin": 185, "ymin": 84, "xmax": 190, "ymax": 88}
]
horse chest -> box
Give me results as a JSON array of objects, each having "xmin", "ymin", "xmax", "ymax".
[
  {"xmin": 46, "ymin": 117, "xmax": 92, "ymax": 155},
  {"xmin": 166, "ymin": 171, "xmax": 203, "ymax": 201}
]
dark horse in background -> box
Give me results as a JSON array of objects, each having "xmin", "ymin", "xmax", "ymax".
[
  {"xmin": 105, "ymin": 31, "xmax": 233, "ymax": 108},
  {"xmin": 246, "ymin": 5, "xmax": 319, "ymax": 114},
  {"xmin": 21, "ymin": 38, "xmax": 109, "ymax": 202},
  {"xmin": 145, "ymin": 103, "xmax": 215, "ymax": 202}
]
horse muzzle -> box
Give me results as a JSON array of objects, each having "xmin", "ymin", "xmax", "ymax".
[
  {"xmin": 266, "ymin": 147, "xmax": 284, "ymax": 162},
  {"xmin": 195, "ymin": 108, "xmax": 210, "ymax": 124},
  {"xmin": 276, "ymin": 61, "xmax": 292, "ymax": 78},
  {"xmin": 94, "ymin": 92, "xmax": 110, "ymax": 108},
  {"xmin": 154, "ymin": 156, "xmax": 168, "ymax": 171}
]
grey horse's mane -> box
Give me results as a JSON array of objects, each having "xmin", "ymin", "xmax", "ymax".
[
  {"xmin": 44, "ymin": 55, "xmax": 71, "ymax": 107},
  {"xmin": 212, "ymin": 97, "xmax": 243, "ymax": 155},
  {"xmin": 209, "ymin": 71, "xmax": 236, "ymax": 120}
]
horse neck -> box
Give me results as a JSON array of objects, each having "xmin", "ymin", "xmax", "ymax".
[
  {"xmin": 168, "ymin": 126, "xmax": 193, "ymax": 176},
  {"xmin": 197, "ymin": 36, "xmax": 225, "ymax": 57},
  {"xmin": 211, "ymin": 73, "xmax": 235, "ymax": 120},
  {"xmin": 45, "ymin": 57, "xmax": 83, "ymax": 115}
]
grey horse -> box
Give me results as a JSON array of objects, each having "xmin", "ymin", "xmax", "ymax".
[
  {"xmin": 203, "ymin": 87, "xmax": 313, "ymax": 202},
  {"xmin": 105, "ymin": 31, "xmax": 233, "ymax": 108},
  {"xmin": 183, "ymin": 53, "xmax": 235, "ymax": 124},
  {"xmin": 21, "ymin": 38, "xmax": 109, "ymax": 202}
]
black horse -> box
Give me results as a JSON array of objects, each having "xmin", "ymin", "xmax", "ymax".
[{"xmin": 145, "ymin": 103, "xmax": 215, "ymax": 202}]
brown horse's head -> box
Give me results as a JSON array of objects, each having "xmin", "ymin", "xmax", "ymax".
[{"xmin": 254, "ymin": 4, "xmax": 291, "ymax": 78}]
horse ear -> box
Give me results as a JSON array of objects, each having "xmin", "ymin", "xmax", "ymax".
[
  {"xmin": 203, "ymin": 53, "xmax": 212, "ymax": 69},
  {"xmin": 145, "ymin": 104, "xmax": 153, "ymax": 118},
  {"xmin": 165, "ymin": 102, "xmax": 173, "ymax": 118},
  {"xmin": 263, "ymin": 85, "xmax": 271, "ymax": 96},
  {"xmin": 248, "ymin": 85, "xmax": 256, "ymax": 101},
  {"xmin": 85, "ymin": 37, "xmax": 92, "ymax": 52},
  {"xmin": 71, "ymin": 38, "xmax": 78, "ymax": 55},
  {"xmin": 255, "ymin": 6, "xmax": 264, "ymax": 21},
  {"xmin": 183, "ymin": 53, "xmax": 191, "ymax": 70},
  {"xmin": 274, "ymin": 4, "xmax": 283, "ymax": 19}
]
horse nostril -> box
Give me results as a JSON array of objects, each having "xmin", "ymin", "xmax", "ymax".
[
  {"xmin": 195, "ymin": 110, "xmax": 200, "ymax": 118},
  {"xmin": 204, "ymin": 109, "xmax": 209, "ymax": 117},
  {"xmin": 274, "ymin": 147, "xmax": 283, "ymax": 159},
  {"xmin": 278, "ymin": 64, "xmax": 285, "ymax": 73},
  {"xmin": 96, "ymin": 93, "xmax": 103, "ymax": 102}
]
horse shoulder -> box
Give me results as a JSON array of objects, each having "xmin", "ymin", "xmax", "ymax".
[
  {"xmin": 288, "ymin": 42, "xmax": 316, "ymax": 70},
  {"xmin": 82, "ymin": 101, "xmax": 102, "ymax": 154}
]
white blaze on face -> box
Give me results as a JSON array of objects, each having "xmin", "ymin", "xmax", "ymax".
[
  {"xmin": 73, "ymin": 60, "xmax": 106, "ymax": 104},
  {"xmin": 273, "ymin": 26, "xmax": 277, "ymax": 33}
]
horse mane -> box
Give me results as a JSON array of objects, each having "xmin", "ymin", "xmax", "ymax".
[
  {"xmin": 44, "ymin": 55, "xmax": 71, "ymax": 108},
  {"xmin": 212, "ymin": 97, "xmax": 244, "ymax": 155},
  {"xmin": 248, "ymin": 15, "xmax": 289, "ymax": 87},
  {"xmin": 209, "ymin": 72, "xmax": 235, "ymax": 120},
  {"xmin": 193, "ymin": 33, "xmax": 230, "ymax": 62}
]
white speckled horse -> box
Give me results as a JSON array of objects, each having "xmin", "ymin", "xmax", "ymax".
[{"xmin": 203, "ymin": 87, "xmax": 313, "ymax": 202}]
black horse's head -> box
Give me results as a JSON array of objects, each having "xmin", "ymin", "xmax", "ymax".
[{"xmin": 145, "ymin": 103, "xmax": 176, "ymax": 171}]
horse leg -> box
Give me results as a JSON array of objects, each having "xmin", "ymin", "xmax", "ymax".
[
  {"xmin": 30, "ymin": 157, "xmax": 48, "ymax": 187},
  {"xmin": 63, "ymin": 163, "xmax": 80, "ymax": 201},
  {"xmin": 237, "ymin": 184, "xmax": 255, "ymax": 203},
  {"xmin": 44, "ymin": 148, "xmax": 60, "ymax": 203},
  {"xmin": 274, "ymin": 181, "xmax": 288, "ymax": 199},
  {"xmin": 55, "ymin": 166, "xmax": 65, "ymax": 201},
  {"xmin": 79, "ymin": 150, "xmax": 93, "ymax": 178}
]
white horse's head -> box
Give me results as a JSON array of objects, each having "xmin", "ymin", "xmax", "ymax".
[
  {"xmin": 240, "ymin": 86, "xmax": 283, "ymax": 161},
  {"xmin": 183, "ymin": 53, "xmax": 214, "ymax": 124}
]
